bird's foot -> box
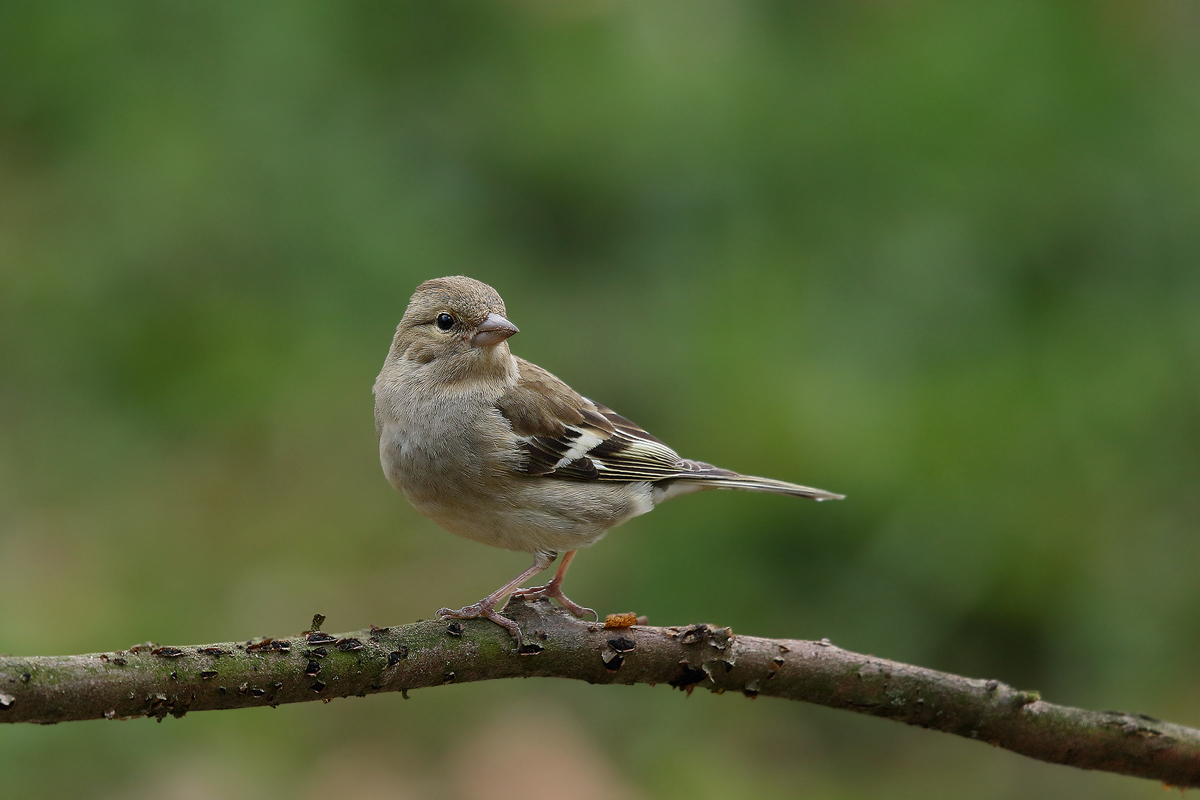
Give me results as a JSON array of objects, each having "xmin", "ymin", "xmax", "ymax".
[
  {"xmin": 512, "ymin": 583, "xmax": 597, "ymax": 621},
  {"xmin": 436, "ymin": 601, "xmax": 521, "ymax": 639}
]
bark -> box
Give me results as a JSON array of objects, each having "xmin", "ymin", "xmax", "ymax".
[{"xmin": 2, "ymin": 598, "xmax": 1197, "ymax": 788}]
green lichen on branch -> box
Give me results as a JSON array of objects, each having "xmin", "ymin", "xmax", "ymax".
[{"xmin": 2, "ymin": 598, "xmax": 1198, "ymax": 789}]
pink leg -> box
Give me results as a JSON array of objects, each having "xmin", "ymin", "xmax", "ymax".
[
  {"xmin": 512, "ymin": 550, "xmax": 597, "ymax": 621},
  {"xmin": 437, "ymin": 551, "xmax": 556, "ymax": 638}
]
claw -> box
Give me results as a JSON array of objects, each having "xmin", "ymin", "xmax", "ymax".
[
  {"xmin": 437, "ymin": 602, "xmax": 521, "ymax": 639},
  {"xmin": 512, "ymin": 584, "xmax": 597, "ymax": 621},
  {"xmin": 433, "ymin": 551, "xmax": 558, "ymax": 642},
  {"xmin": 434, "ymin": 549, "xmax": 596, "ymax": 641},
  {"xmin": 511, "ymin": 550, "xmax": 595, "ymax": 619}
]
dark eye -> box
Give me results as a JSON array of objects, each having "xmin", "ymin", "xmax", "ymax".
[{"xmin": 434, "ymin": 312, "xmax": 455, "ymax": 331}]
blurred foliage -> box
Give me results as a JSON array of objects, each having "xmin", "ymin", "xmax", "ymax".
[{"xmin": 3, "ymin": 1, "xmax": 1200, "ymax": 798}]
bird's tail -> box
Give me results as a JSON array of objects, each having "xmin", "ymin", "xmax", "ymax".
[{"xmin": 675, "ymin": 461, "xmax": 844, "ymax": 501}]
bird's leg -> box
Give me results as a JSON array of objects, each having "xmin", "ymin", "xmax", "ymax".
[
  {"xmin": 437, "ymin": 551, "xmax": 557, "ymax": 639},
  {"xmin": 512, "ymin": 550, "xmax": 597, "ymax": 621}
]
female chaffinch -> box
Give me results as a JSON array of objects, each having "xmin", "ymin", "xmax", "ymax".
[{"xmin": 374, "ymin": 276, "xmax": 841, "ymax": 638}]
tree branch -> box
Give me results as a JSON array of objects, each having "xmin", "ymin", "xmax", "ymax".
[{"xmin": 2, "ymin": 598, "xmax": 1196, "ymax": 787}]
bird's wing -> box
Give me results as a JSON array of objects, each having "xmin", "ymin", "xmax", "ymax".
[{"xmin": 495, "ymin": 358, "xmax": 700, "ymax": 483}]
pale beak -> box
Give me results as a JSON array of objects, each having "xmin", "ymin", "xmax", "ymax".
[{"xmin": 471, "ymin": 313, "xmax": 519, "ymax": 347}]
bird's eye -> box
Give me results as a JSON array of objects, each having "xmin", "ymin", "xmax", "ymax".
[{"xmin": 434, "ymin": 312, "xmax": 455, "ymax": 331}]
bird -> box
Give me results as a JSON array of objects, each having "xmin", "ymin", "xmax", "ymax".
[{"xmin": 373, "ymin": 276, "xmax": 842, "ymax": 639}]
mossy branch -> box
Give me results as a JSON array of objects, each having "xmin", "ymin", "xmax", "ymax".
[{"xmin": 2, "ymin": 598, "xmax": 1197, "ymax": 788}]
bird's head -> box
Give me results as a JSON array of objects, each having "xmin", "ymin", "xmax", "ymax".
[{"xmin": 389, "ymin": 276, "xmax": 520, "ymax": 382}]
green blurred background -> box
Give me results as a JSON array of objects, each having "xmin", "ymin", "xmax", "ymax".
[{"xmin": 2, "ymin": 2, "xmax": 1199, "ymax": 798}]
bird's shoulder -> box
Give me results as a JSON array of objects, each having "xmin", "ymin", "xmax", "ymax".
[
  {"xmin": 494, "ymin": 357, "xmax": 596, "ymax": 439},
  {"xmin": 494, "ymin": 357, "xmax": 685, "ymax": 481}
]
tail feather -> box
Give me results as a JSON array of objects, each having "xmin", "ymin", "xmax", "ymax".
[
  {"xmin": 699, "ymin": 473, "xmax": 844, "ymax": 501},
  {"xmin": 671, "ymin": 460, "xmax": 844, "ymax": 501}
]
